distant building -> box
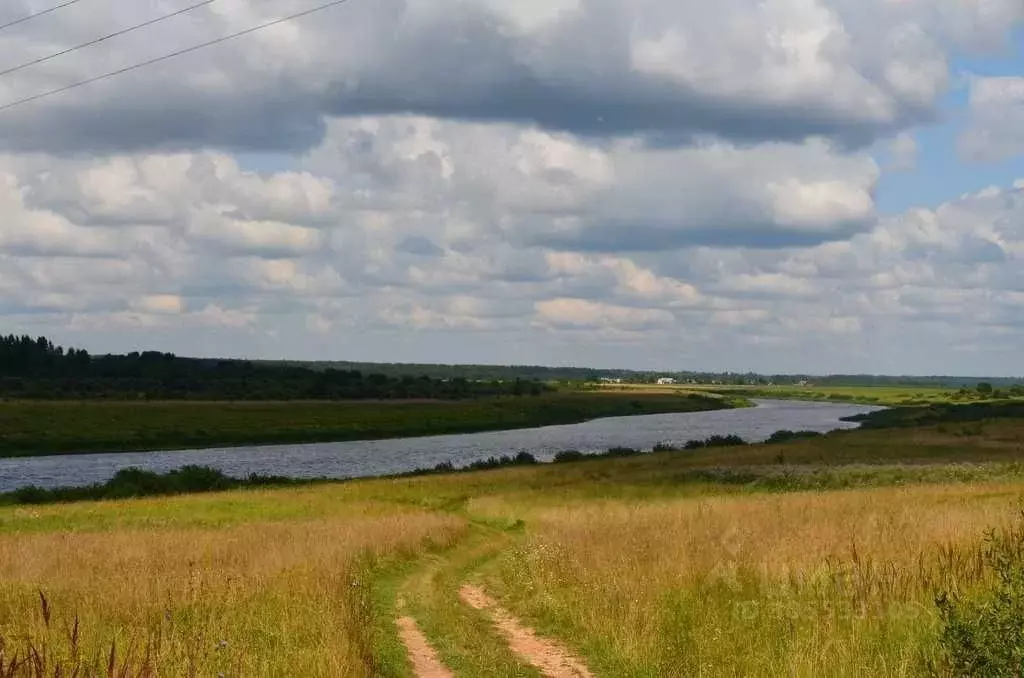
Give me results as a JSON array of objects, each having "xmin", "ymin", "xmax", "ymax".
[
  {"xmin": 600, "ymin": 378, "xmax": 624, "ymax": 384},
  {"xmin": 657, "ymin": 377, "xmax": 677, "ymax": 385}
]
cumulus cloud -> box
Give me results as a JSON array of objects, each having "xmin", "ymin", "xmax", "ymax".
[
  {"xmin": 306, "ymin": 117, "xmax": 880, "ymax": 251},
  {"xmin": 960, "ymin": 77, "xmax": 1024, "ymax": 162},
  {"xmin": 0, "ymin": 114, "xmax": 1020, "ymax": 372},
  {"xmin": 0, "ymin": 0, "xmax": 1016, "ymax": 154},
  {"xmin": 887, "ymin": 132, "xmax": 918, "ymax": 170},
  {"xmin": 0, "ymin": 0, "xmax": 1023, "ymax": 373}
]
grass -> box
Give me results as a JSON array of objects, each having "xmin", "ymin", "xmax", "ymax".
[
  {"xmin": 6, "ymin": 404, "xmax": 1024, "ymax": 675},
  {"xmin": 0, "ymin": 494, "xmax": 465, "ymax": 676},
  {"xmin": 0, "ymin": 391, "xmax": 736, "ymax": 457},
  {"xmin": 686, "ymin": 383, "xmax": 963, "ymax": 406},
  {"xmin": 484, "ymin": 484, "xmax": 1015, "ymax": 676}
]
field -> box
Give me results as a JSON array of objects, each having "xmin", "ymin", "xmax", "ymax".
[
  {"xmin": 3, "ymin": 409, "xmax": 1024, "ymax": 675},
  {"xmin": 0, "ymin": 391, "xmax": 735, "ymax": 457},
  {"xmin": 666, "ymin": 383, "xmax": 967, "ymax": 406}
]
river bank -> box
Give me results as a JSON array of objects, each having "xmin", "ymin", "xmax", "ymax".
[
  {"xmin": 0, "ymin": 399, "xmax": 878, "ymax": 492},
  {"xmin": 0, "ymin": 391, "xmax": 741, "ymax": 458}
]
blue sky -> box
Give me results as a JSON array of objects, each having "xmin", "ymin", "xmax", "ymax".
[
  {"xmin": 1, "ymin": 0, "xmax": 1024, "ymax": 375},
  {"xmin": 875, "ymin": 33, "xmax": 1024, "ymax": 214}
]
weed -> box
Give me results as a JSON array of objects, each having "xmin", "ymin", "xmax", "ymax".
[{"xmin": 934, "ymin": 514, "xmax": 1024, "ymax": 676}]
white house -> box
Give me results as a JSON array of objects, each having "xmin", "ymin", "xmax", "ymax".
[{"xmin": 657, "ymin": 377, "xmax": 677, "ymax": 385}]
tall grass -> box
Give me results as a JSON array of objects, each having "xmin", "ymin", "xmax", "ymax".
[
  {"xmin": 489, "ymin": 484, "xmax": 1021, "ymax": 677},
  {"xmin": 0, "ymin": 501, "xmax": 464, "ymax": 677}
]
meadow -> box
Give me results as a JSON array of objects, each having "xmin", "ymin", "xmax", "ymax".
[
  {"xmin": 681, "ymin": 383, "xmax": 963, "ymax": 406},
  {"xmin": 3, "ymin": 409, "xmax": 1024, "ymax": 675},
  {"xmin": 0, "ymin": 391, "xmax": 733, "ymax": 457}
]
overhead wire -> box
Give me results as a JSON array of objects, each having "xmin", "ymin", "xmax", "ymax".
[
  {"xmin": 0, "ymin": 0, "xmax": 88, "ymax": 32},
  {"xmin": 0, "ymin": 0, "xmax": 359, "ymax": 114},
  {"xmin": 0, "ymin": 0, "xmax": 221, "ymax": 79}
]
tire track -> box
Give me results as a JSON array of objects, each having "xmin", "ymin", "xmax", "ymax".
[
  {"xmin": 459, "ymin": 584, "xmax": 594, "ymax": 678},
  {"xmin": 396, "ymin": 614, "xmax": 455, "ymax": 678}
]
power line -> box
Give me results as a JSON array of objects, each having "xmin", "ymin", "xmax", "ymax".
[
  {"xmin": 0, "ymin": 0, "xmax": 221, "ymax": 80},
  {"xmin": 0, "ymin": 0, "xmax": 359, "ymax": 115},
  {"xmin": 0, "ymin": 0, "xmax": 87, "ymax": 32}
]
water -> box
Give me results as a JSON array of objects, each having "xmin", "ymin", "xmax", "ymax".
[{"xmin": 0, "ymin": 399, "xmax": 881, "ymax": 492}]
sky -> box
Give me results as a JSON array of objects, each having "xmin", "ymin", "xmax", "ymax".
[{"xmin": 0, "ymin": 0, "xmax": 1023, "ymax": 375}]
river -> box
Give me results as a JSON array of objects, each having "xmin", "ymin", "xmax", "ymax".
[{"xmin": 0, "ymin": 399, "xmax": 881, "ymax": 492}]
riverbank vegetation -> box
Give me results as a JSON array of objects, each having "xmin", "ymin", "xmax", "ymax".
[
  {"xmin": 688, "ymin": 382, "xmax": 1024, "ymax": 407},
  {"xmin": 0, "ymin": 391, "xmax": 738, "ymax": 457},
  {"xmin": 2, "ymin": 401, "xmax": 1024, "ymax": 675},
  {"xmin": 695, "ymin": 383, "xmax": 963, "ymax": 406},
  {"xmin": 0, "ymin": 334, "xmax": 554, "ymax": 400}
]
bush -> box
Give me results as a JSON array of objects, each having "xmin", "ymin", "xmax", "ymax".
[
  {"xmin": 2, "ymin": 466, "xmax": 300, "ymax": 505},
  {"xmin": 603, "ymin": 447, "xmax": 642, "ymax": 458},
  {"xmin": 683, "ymin": 434, "xmax": 748, "ymax": 450},
  {"xmin": 935, "ymin": 516, "xmax": 1024, "ymax": 676},
  {"xmin": 766, "ymin": 430, "xmax": 823, "ymax": 444},
  {"xmin": 466, "ymin": 452, "xmax": 539, "ymax": 471},
  {"xmin": 653, "ymin": 442, "xmax": 679, "ymax": 453},
  {"xmin": 553, "ymin": 450, "xmax": 587, "ymax": 463}
]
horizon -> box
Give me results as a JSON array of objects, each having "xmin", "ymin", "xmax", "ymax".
[{"xmin": 21, "ymin": 332, "xmax": 1023, "ymax": 382}]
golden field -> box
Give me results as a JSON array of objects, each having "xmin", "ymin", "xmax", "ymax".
[{"xmin": 3, "ymin": 417, "xmax": 1024, "ymax": 676}]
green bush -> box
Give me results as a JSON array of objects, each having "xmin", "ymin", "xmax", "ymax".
[
  {"xmin": 603, "ymin": 446, "xmax": 643, "ymax": 458},
  {"xmin": 4, "ymin": 466, "xmax": 300, "ymax": 505},
  {"xmin": 683, "ymin": 434, "xmax": 747, "ymax": 450},
  {"xmin": 466, "ymin": 452, "xmax": 539, "ymax": 471},
  {"xmin": 766, "ymin": 430, "xmax": 823, "ymax": 444},
  {"xmin": 935, "ymin": 516, "xmax": 1024, "ymax": 676}
]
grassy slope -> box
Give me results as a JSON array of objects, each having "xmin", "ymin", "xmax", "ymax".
[
  {"xmin": 0, "ymin": 391, "xmax": 737, "ymax": 457},
  {"xmin": 687, "ymin": 383, "xmax": 961, "ymax": 406},
  {"xmin": 4, "ymin": 412, "xmax": 1024, "ymax": 675}
]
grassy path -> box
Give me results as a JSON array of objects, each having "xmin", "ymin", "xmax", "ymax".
[
  {"xmin": 458, "ymin": 584, "xmax": 594, "ymax": 678},
  {"xmin": 396, "ymin": 522, "xmax": 539, "ymax": 677},
  {"xmin": 381, "ymin": 483, "xmax": 598, "ymax": 678}
]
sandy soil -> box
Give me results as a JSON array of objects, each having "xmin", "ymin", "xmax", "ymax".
[
  {"xmin": 396, "ymin": 615, "xmax": 455, "ymax": 678},
  {"xmin": 459, "ymin": 584, "xmax": 594, "ymax": 678}
]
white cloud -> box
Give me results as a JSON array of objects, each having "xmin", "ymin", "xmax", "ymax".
[
  {"xmin": 0, "ymin": 1, "xmax": 1022, "ymax": 373},
  {"xmin": 887, "ymin": 132, "xmax": 918, "ymax": 170},
  {"xmin": 960, "ymin": 76, "xmax": 1024, "ymax": 162},
  {"xmin": 0, "ymin": 0, "xmax": 1015, "ymax": 154}
]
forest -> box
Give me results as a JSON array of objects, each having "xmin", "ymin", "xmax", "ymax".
[{"xmin": 0, "ymin": 334, "xmax": 548, "ymax": 400}]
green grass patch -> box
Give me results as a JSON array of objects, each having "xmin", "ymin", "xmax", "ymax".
[{"xmin": 0, "ymin": 392, "xmax": 736, "ymax": 457}]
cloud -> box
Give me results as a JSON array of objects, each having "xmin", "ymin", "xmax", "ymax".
[
  {"xmin": 306, "ymin": 117, "xmax": 880, "ymax": 251},
  {"xmin": 960, "ymin": 76, "xmax": 1024, "ymax": 162},
  {"xmin": 0, "ymin": 0, "xmax": 1017, "ymax": 154},
  {"xmin": 0, "ymin": 1, "xmax": 1023, "ymax": 373},
  {"xmin": 887, "ymin": 132, "xmax": 918, "ymax": 171},
  {"xmin": 0, "ymin": 116, "xmax": 1020, "ymax": 373}
]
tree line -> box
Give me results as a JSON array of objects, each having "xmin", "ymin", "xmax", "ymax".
[{"xmin": 0, "ymin": 334, "xmax": 549, "ymax": 400}]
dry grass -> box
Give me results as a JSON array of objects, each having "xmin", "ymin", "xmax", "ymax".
[
  {"xmin": 489, "ymin": 482, "xmax": 1024, "ymax": 677},
  {"xmin": 4, "ymin": 417, "xmax": 1024, "ymax": 676},
  {"xmin": 0, "ymin": 497, "xmax": 465, "ymax": 677}
]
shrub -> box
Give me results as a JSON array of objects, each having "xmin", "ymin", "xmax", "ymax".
[
  {"xmin": 934, "ymin": 516, "xmax": 1024, "ymax": 676},
  {"xmin": 2, "ymin": 466, "xmax": 301, "ymax": 505},
  {"xmin": 653, "ymin": 442, "xmax": 679, "ymax": 453},
  {"xmin": 553, "ymin": 450, "xmax": 587, "ymax": 463},
  {"xmin": 603, "ymin": 447, "xmax": 642, "ymax": 458},
  {"xmin": 466, "ymin": 452, "xmax": 539, "ymax": 471},
  {"xmin": 683, "ymin": 434, "xmax": 748, "ymax": 450},
  {"xmin": 766, "ymin": 430, "xmax": 823, "ymax": 444}
]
